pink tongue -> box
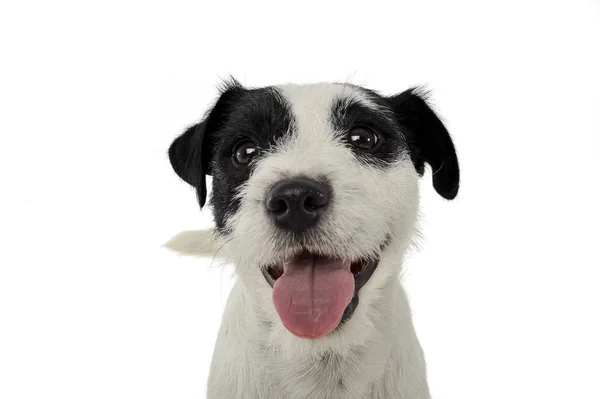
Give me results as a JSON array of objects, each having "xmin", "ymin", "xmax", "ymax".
[{"xmin": 272, "ymin": 254, "xmax": 355, "ymax": 339}]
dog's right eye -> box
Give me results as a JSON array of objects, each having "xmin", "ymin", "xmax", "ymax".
[{"xmin": 233, "ymin": 141, "xmax": 259, "ymax": 165}]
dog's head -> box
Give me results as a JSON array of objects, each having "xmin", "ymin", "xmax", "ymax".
[{"xmin": 169, "ymin": 80, "xmax": 459, "ymax": 350}]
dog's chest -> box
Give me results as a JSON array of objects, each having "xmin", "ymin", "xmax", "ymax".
[{"xmin": 262, "ymin": 349, "xmax": 387, "ymax": 399}]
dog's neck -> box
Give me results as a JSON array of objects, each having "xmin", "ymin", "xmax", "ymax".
[{"xmin": 219, "ymin": 276, "xmax": 427, "ymax": 398}]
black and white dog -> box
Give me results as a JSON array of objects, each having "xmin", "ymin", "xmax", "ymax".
[{"xmin": 168, "ymin": 80, "xmax": 459, "ymax": 399}]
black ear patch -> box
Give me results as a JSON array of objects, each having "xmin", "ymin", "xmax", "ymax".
[
  {"xmin": 168, "ymin": 80, "xmax": 246, "ymax": 208},
  {"xmin": 387, "ymin": 88, "xmax": 460, "ymax": 199},
  {"xmin": 168, "ymin": 122, "xmax": 208, "ymax": 206}
]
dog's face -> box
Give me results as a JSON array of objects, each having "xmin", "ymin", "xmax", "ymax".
[{"xmin": 169, "ymin": 81, "xmax": 459, "ymax": 350}]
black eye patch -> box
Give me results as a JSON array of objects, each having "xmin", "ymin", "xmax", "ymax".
[
  {"xmin": 329, "ymin": 97, "xmax": 407, "ymax": 166},
  {"xmin": 210, "ymin": 87, "xmax": 295, "ymax": 234}
]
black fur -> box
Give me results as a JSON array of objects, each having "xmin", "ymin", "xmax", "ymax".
[
  {"xmin": 168, "ymin": 80, "xmax": 294, "ymax": 233},
  {"xmin": 168, "ymin": 79, "xmax": 247, "ymax": 208},
  {"xmin": 386, "ymin": 88, "xmax": 460, "ymax": 199},
  {"xmin": 330, "ymin": 97, "xmax": 406, "ymax": 166}
]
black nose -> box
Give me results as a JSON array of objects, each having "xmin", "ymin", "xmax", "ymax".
[{"xmin": 266, "ymin": 178, "xmax": 330, "ymax": 233}]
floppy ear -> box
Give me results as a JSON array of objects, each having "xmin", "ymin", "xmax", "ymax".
[
  {"xmin": 169, "ymin": 122, "xmax": 208, "ymax": 205},
  {"xmin": 168, "ymin": 80, "xmax": 246, "ymax": 208},
  {"xmin": 387, "ymin": 88, "xmax": 460, "ymax": 199}
]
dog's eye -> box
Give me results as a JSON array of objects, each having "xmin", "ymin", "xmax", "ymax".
[
  {"xmin": 348, "ymin": 127, "xmax": 379, "ymax": 150},
  {"xmin": 233, "ymin": 141, "xmax": 259, "ymax": 165}
]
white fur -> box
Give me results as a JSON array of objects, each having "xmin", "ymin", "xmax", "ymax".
[{"xmin": 170, "ymin": 83, "xmax": 431, "ymax": 398}]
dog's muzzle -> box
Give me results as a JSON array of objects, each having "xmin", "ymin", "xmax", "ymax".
[{"xmin": 261, "ymin": 177, "xmax": 388, "ymax": 340}]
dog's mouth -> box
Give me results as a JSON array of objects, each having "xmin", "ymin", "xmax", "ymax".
[
  {"xmin": 262, "ymin": 246, "xmax": 384, "ymax": 340},
  {"xmin": 264, "ymin": 255, "xmax": 378, "ymax": 292}
]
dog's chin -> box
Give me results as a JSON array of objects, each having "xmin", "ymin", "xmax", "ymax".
[{"xmin": 261, "ymin": 240, "xmax": 388, "ymax": 339}]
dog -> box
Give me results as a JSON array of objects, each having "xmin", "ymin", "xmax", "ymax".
[{"xmin": 168, "ymin": 79, "xmax": 459, "ymax": 399}]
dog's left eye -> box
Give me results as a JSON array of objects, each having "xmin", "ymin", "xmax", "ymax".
[
  {"xmin": 233, "ymin": 141, "xmax": 259, "ymax": 165},
  {"xmin": 348, "ymin": 126, "xmax": 379, "ymax": 150}
]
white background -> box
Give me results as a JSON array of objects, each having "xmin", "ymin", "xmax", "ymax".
[{"xmin": 1, "ymin": 1, "xmax": 599, "ymax": 398}]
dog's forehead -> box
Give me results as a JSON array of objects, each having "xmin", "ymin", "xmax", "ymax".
[{"xmin": 276, "ymin": 83, "xmax": 380, "ymax": 121}]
